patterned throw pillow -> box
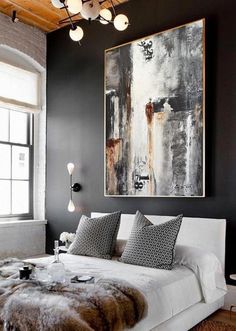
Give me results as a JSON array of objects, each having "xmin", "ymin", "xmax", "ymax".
[
  {"xmin": 120, "ymin": 211, "xmax": 183, "ymax": 269},
  {"xmin": 68, "ymin": 211, "xmax": 121, "ymax": 259}
]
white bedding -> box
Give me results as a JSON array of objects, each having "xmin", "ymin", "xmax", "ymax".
[
  {"xmin": 175, "ymin": 245, "xmax": 227, "ymax": 303},
  {"xmin": 28, "ymin": 253, "xmax": 207, "ymax": 331}
]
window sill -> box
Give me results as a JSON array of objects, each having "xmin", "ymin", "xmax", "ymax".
[{"xmin": 0, "ymin": 219, "xmax": 47, "ymax": 228}]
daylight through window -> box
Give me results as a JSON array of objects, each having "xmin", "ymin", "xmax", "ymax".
[
  {"xmin": 0, "ymin": 60, "xmax": 39, "ymax": 218},
  {"xmin": 0, "ymin": 108, "xmax": 32, "ymax": 216}
]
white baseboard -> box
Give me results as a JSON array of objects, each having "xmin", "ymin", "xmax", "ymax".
[{"xmin": 223, "ymin": 285, "xmax": 236, "ymax": 310}]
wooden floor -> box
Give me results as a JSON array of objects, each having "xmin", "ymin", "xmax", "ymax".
[{"xmin": 208, "ymin": 309, "xmax": 236, "ymax": 327}]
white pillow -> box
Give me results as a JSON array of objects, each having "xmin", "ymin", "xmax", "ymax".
[
  {"xmin": 114, "ymin": 239, "xmax": 127, "ymax": 257},
  {"xmin": 175, "ymin": 245, "xmax": 227, "ymax": 302}
]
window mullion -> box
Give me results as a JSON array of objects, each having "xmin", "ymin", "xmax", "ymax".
[
  {"xmin": 10, "ymin": 145, "xmax": 12, "ymax": 214},
  {"xmin": 27, "ymin": 113, "xmax": 30, "ymax": 145},
  {"xmin": 8, "ymin": 109, "xmax": 10, "ymax": 142},
  {"xmin": 0, "ymin": 141, "xmax": 30, "ymax": 148},
  {"xmin": 29, "ymin": 144, "xmax": 33, "ymax": 216}
]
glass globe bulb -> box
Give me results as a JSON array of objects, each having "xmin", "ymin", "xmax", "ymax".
[
  {"xmin": 68, "ymin": 199, "xmax": 75, "ymax": 212},
  {"xmin": 67, "ymin": 162, "xmax": 74, "ymax": 175},
  {"xmin": 80, "ymin": 0, "xmax": 101, "ymax": 20},
  {"xmin": 99, "ymin": 8, "xmax": 112, "ymax": 25},
  {"xmin": 51, "ymin": 0, "xmax": 64, "ymax": 8},
  {"xmin": 67, "ymin": 0, "xmax": 82, "ymax": 14},
  {"xmin": 114, "ymin": 14, "xmax": 129, "ymax": 31},
  {"xmin": 69, "ymin": 26, "xmax": 84, "ymax": 41}
]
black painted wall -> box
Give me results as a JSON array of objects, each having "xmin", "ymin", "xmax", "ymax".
[{"xmin": 46, "ymin": 0, "xmax": 236, "ymax": 282}]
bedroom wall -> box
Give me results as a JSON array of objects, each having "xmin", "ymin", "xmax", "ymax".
[{"xmin": 46, "ymin": 0, "xmax": 236, "ymax": 282}]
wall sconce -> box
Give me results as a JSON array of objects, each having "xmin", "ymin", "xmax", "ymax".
[{"xmin": 67, "ymin": 162, "xmax": 81, "ymax": 212}]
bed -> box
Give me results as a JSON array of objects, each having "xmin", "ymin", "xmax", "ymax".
[{"xmin": 27, "ymin": 212, "xmax": 227, "ymax": 331}]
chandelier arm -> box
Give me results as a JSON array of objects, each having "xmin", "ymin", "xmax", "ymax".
[
  {"xmin": 59, "ymin": 14, "xmax": 81, "ymax": 25},
  {"xmin": 59, "ymin": 1, "xmax": 68, "ymax": 11},
  {"xmin": 93, "ymin": 16, "xmax": 132, "ymax": 28},
  {"xmin": 59, "ymin": 18, "xmax": 70, "ymax": 24},
  {"xmin": 71, "ymin": 19, "xmax": 84, "ymax": 25},
  {"xmin": 64, "ymin": 4, "xmax": 77, "ymax": 28},
  {"xmin": 97, "ymin": 15, "xmax": 113, "ymax": 24},
  {"xmin": 109, "ymin": 0, "xmax": 116, "ymax": 16}
]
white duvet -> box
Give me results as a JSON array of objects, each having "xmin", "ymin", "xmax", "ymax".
[{"xmin": 28, "ymin": 252, "xmax": 226, "ymax": 331}]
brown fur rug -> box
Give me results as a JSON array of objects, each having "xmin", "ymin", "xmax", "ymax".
[
  {"xmin": 0, "ymin": 259, "xmax": 147, "ymax": 331},
  {"xmin": 192, "ymin": 320, "xmax": 236, "ymax": 331}
]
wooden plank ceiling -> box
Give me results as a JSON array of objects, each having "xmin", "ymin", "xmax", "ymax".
[{"xmin": 0, "ymin": 0, "xmax": 129, "ymax": 32}]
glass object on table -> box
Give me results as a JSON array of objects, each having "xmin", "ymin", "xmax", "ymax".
[
  {"xmin": 47, "ymin": 240, "xmax": 66, "ymax": 283},
  {"xmin": 34, "ymin": 266, "xmax": 50, "ymax": 283}
]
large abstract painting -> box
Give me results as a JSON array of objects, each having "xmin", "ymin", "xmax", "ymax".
[{"xmin": 105, "ymin": 19, "xmax": 205, "ymax": 197}]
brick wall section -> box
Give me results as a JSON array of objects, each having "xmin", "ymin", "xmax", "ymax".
[{"xmin": 0, "ymin": 12, "xmax": 46, "ymax": 68}]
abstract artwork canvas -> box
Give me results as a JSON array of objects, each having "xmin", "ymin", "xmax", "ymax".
[{"xmin": 105, "ymin": 19, "xmax": 205, "ymax": 197}]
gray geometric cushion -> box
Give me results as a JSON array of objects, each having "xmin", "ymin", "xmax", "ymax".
[
  {"xmin": 120, "ymin": 211, "xmax": 183, "ymax": 269},
  {"xmin": 68, "ymin": 211, "xmax": 121, "ymax": 259}
]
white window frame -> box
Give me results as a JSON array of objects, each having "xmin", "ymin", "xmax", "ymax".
[
  {"xmin": 0, "ymin": 51, "xmax": 46, "ymax": 222},
  {"xmin": 0, "ymin": 107, "xmax": 33, "ymax": 218}
]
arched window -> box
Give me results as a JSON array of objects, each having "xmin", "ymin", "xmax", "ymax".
[{"xmin": 0, "ymin": 46, "xmax": 45, "ymax": 219}]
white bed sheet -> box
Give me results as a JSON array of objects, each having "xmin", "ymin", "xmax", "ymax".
[{"xmin": 28, "ymin": 253, "xmax": 204, "ymax": 330}]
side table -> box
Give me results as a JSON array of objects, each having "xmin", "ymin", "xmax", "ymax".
[{"xmin": 229, "ymin": 274, "xmax": 236, "ymax": 319}]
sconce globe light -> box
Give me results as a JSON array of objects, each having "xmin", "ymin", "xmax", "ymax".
[
  {"xmin": 68, "ymin": 199, "xmax": 75, "ymax": 213},
  {"xmin": 50, "ymin": 0, "xmax": 130, "ymax": 43},
  {"xmin": 67, "ymin": 162, "xmax": 75, "ymax": 175},
  {"xmin": 67, "ymin": 162, "xmax": 81, "ymax": 213}
]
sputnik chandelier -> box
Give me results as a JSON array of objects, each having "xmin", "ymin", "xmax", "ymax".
[{"xmin": 51, "ymin": 0, "xmax": 129, "ymax": 42}]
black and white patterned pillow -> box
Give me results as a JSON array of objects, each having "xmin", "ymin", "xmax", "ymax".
[
  {"xmin": 120, "ymin": 211, "xmax": 183, "ymax": 269},
  {"xmin": 68, "ymin": 211, "xmax": 121, "ymax": 259}
]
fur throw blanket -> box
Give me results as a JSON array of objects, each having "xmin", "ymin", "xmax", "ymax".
[{"xmin": 0, "ymin": 259, "xmax": 147, "ymax": 331}]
